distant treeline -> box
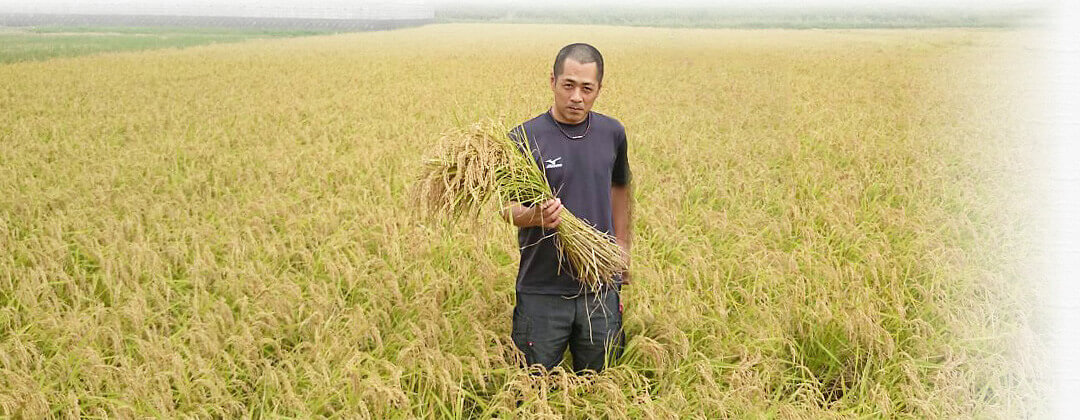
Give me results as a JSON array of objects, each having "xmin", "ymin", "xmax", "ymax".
[
  {"xmin": 0, "ymin": 14, "xmax": 433, "ymax": 31},
  {"xmin": 434, "ymin": 5, "xmax": 1044, "ymax": 29}
]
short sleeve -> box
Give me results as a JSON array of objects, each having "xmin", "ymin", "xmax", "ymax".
[{"xmin": 612, "ymin": 128, "xmax": 632, "ymax": 186}]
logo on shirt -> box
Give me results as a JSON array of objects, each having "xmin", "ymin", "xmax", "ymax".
[{"xmin": 544, "ymin": 157, "xmax": 563, "ymax": 169}]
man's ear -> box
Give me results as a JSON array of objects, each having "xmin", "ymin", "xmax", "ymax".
[{"xmin": 550, "ymin": 73, "xmax": 556, "ymax": 90}]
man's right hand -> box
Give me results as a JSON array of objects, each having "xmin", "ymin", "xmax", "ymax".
[
  {"xmin": 503, "ymin": 198, "xmax": 563, "ymax": 229},
  {"xmin": 534, "ymin": 198, "xmax": 563, "ymax": 229}
]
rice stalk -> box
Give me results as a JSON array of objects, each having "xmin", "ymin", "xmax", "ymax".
[{"xmin": 415, "ymin": 119, "xmax": 627, "ymax": 292}]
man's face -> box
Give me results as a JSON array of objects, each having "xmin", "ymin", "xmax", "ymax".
[{"xmin": 550, "ymin": 59, "xmax": 601, "ymax": 124}]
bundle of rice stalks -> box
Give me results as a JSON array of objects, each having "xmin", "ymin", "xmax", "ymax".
[{"xmin": 416, "ymin": 119, "xmax": 627, "ymax": 292}]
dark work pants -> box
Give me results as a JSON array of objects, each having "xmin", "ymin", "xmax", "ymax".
[{"xmin": 511, "ymin": 290, "xmax": 625, "ymax": 373}]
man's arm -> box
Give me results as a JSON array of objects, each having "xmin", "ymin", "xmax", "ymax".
[
  {"xmin": 501, "ymin": 199, "xmax": 564, "ymax": 229},
  {"xmin": 611, "ymin": 184, "xmax": 633, "ymax": 283}
]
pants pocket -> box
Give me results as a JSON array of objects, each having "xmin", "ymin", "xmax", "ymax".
[{"xmin": 511, "ymin": 304, "xmax": 533, "ymax": 364}]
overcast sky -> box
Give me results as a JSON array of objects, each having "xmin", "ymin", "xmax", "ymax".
[
  {"xmin": 0, "ymin": 0, "xmax": 1049, "ymax": 12},
  {"xmin": 429, "ymin": 0, "xmax": 1038, "ymax": 7}
]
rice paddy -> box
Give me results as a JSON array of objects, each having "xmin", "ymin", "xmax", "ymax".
[{"xmin": 0, "ymin": 23, "xmax": 1042, "ymax": 417}]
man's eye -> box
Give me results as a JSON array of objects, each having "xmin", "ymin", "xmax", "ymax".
[{"xmin": 583, "ymin": 87, "xmax": 592, "ymax": 93}]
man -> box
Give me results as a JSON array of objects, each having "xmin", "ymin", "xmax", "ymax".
[{"xmin": 501, "ymin": 43, "xmax": 633, "ymax": 374}]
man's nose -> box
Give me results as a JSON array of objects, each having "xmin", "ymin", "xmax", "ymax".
[{"xmin": 570, "ymin": 89, "xmax": 583, "ymax": 102}]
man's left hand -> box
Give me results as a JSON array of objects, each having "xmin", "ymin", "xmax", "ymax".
[{"xmin": 618, "ymin": 243, "xmax": 631, "ymax": 286}]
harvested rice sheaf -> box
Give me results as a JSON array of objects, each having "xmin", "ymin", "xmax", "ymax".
[{"xmin": 416, "ymin": 119, "xmax": 628, "ymax": 292}]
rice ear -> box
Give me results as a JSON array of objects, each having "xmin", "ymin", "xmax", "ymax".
[{"xmin": 416, "ymin": 118, "xmax": 627, "ymax": 292}]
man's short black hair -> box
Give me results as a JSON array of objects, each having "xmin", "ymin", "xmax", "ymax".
[{"xmin": 553, "ymin": 43, "xmax": 604, "ymax": 85}]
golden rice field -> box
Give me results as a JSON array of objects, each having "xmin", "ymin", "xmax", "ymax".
[{"xmin": 0, "ymin": 24, "xmax": 1043, "ymax": 417}]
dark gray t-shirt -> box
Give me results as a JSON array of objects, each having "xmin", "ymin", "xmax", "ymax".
[{"xmin": 509, "ymin": 110, "xmax": 631, "ymax": 295}]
